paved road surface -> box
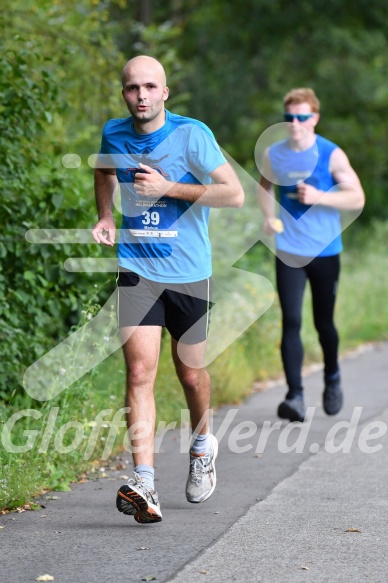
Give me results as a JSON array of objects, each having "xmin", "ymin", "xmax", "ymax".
[{"xmin": 1, "ymin": 343, "xmax": 387, "ymax": 583}]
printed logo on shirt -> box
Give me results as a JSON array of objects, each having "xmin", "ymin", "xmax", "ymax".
[{"xmin": 121, "ymin": 145, "xmax": 170, "ymax": 180}]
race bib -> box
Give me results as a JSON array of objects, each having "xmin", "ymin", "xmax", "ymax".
[{"xmin": 128, "ymin": 198, "xmax": 178, "ymax": 238}]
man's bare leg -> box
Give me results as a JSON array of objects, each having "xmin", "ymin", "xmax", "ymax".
[
  {"xmin": 116, "ymin": 325, "xmax": 163, "ymax": 523},
  {"xmin": 172, "ymin": 338, "xmax": 218, "ymax": 503},
  {"xmin": 121, "ymin": 325, "xmax": 162, "ymax": 466},
  {"xmin": 171, "ymin": 338, "xmax": 211, "ymax": 434}
]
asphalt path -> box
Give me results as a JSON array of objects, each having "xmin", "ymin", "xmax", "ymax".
[{"xmin": 1, "ymin": 342, "xmax": 388, "ymax": 583}]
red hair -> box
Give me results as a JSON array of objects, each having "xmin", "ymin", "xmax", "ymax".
[{"xmin": 283, "ymin": 88, "xmax": 320, "ymax": 113}]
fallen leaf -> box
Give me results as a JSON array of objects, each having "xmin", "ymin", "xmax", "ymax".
[
  {"xmin": 199, "ymin": 570, "xmax": 208, "ymax": 574},
  {"xmin": 36, "ymin": 575, "xmax": 55, "ymax": 581},
  {"xmin": 137, "ymin": 547, "xmax": 150, "ymax": 551},
  {"xmin": 119, "ymin": 475, "xmax": 129, "ymax": 480},
  {"xmin": 345, "ymin": 527, "xmax": 361, "ymax": 533},
  {"xmin": 300, "ymin": 566, "xmax": 310, "ymax": 570},
  {"xmin": 29, "ymin": 503, "xmax": 42, "ymax": 511},
  {"xmin": 0, "ymin": 526, "xmax": 4, "ymax": 529},
  {"xmin": 141, "ymin": 577, "xmax": 156, "ymax": 581}
]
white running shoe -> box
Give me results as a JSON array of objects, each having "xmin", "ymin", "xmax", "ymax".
[
  {"xmin": 186, "ymin": 434, "xmax": 218, "ymax": 503},
  {"xmin": 116, "ymin": 473, "xmax": 162, "ymax": 524}
]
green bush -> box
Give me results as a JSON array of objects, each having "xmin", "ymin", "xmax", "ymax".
[{"xmin": 0, "ymin": 42, "xmax": 112, "ymax": 399}]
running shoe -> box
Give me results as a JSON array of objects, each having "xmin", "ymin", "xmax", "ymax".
[
  {"xmin": 116, "ymin": 473, "xmax": 162, "ymax": 524},
  {"xmin": 186, "ymin": 434, "xmax": 218, "ymax": 503},
  {"xmin": 277, "ymin": 396, "xmax": 306, "ymax": 422},
  {"xmin": 323, "ymin": 377, "xmax": 343, "ymax": 415}
]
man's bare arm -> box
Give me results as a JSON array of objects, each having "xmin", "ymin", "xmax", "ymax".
[
  {"xmin": 297, "ymin": 148, "xmax": 365, "ymax": 210},
  {"xmin": 258, "ymin": 150, "xmax": 279, "ymax": 234},
  {"xmin": 92, "ymin": 168, "xmax": 118, "ymax": 246}
]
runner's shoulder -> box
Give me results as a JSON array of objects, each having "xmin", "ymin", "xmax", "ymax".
[
  {"xmin": 166, "ymin": 111, "xmax": 216, "ymax": 139},
  {"xmin": 315, "ymin": 134, "xmax": 339, "ymax": 154},
  {"xmin": 102, "ymin": 117, "xmax": 131, "ymax": 136}
]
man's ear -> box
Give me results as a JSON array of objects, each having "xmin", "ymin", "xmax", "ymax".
[{"xmin": 163, "ymin": 86, "xmax": 169, "ymax": 102}]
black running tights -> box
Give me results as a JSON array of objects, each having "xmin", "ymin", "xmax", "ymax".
[{"xmin": 276, "ymin": 253, "xmax": 340, "ymax": 397}]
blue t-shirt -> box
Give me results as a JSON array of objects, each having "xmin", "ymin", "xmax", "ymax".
[
  {"xmin": 269, "ymin": 134, "xmax": 342, "ymax": 257},
  {"xmin": 99, "ymin": 110, "xmax": 227, "ymax": 283}
]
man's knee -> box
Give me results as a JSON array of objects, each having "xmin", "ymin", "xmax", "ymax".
[
  {"xmin": 283, "ymin": 314, "xmax": 302, "ymax": 332},
  {"xmin": 125, "ymin": 360, "xmax": 156, "ymax": 388},
  {"xmin": 316, "ymin": 321, "xmax": 338, "ymax": 341},
  {"xmin": 177, "ymin": 367, "xmax": 208, "ymax": 391}
]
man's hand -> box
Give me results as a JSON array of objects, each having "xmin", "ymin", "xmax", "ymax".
[
  {"xmin": 297, "ymin": 182, "xmax": 322, "ymax": 205},
  {"xmin": 92, "ymin": 215, "xmax": 116, "ymax": 246},
  {"xmin": 133, "ymin": 162, "xmax": 173, "ymax": 197},
  {"xmin": 263, "ymin": 217, "xmax": 284, "ymax": 235}
]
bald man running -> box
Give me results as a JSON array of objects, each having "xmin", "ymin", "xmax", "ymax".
[{"xmin": 92, "ymin": 56, "xmax": 244, "ymax": 523}]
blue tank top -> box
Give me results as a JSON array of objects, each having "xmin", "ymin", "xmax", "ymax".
[
  {"xmin": 99, "ymin": 110, "xmax": 226, "ymax": 283},
  {"xmin": 269, "ymin": 134, "xmax": 342, "ymax": 257}
]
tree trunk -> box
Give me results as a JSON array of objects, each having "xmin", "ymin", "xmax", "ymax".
[{"xmin": 138, "ymin": 0, "xmax": 152, "ymax": 24}]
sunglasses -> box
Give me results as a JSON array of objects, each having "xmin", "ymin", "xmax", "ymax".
[{"xmin": 284, "ymin": 113, "xmax": 314, "ymax": 123}]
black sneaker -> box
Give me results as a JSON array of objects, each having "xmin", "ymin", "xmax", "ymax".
[
  {"xmin": 277, "ymin": 396, "xmax": 306, "ymax": 422},
  {"xmin": 116, "ymin": 474, "xmax": 162, "ymax": 524},
  {"xmin": 323, "ymin": 377, "xmax": 343, "ymax": 415}
]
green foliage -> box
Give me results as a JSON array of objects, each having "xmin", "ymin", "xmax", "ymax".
[
  {"xmin": 0, "ymin": 1, "xmax": 139, "ymax": 399},
  {"xmin": 2, "ymin": 0, "xmax": 126, "ymax": 150},
  {"xmin": 0, "ymin": 300, "xmax": 121, "ymax": 509},
  {"xmin": 0, "ymin": 26, "xmax": 115, "ymax": 398}
]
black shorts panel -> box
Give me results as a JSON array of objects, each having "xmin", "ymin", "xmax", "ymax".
[{"xmin": 117, "ymin": 269, "xmax": 213, "ymax": 344}]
